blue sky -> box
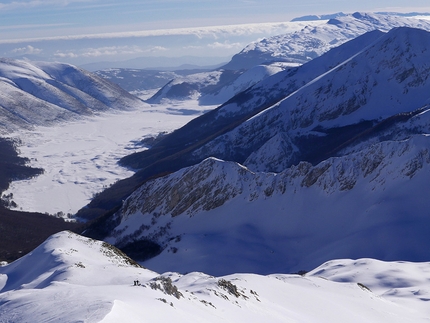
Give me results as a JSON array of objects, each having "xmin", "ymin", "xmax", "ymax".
[{"xmin": 1, "ymin": 0, "xmax": 430, "ymax": 68}]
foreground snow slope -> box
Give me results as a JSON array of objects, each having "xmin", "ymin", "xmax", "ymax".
[
  {"xmin": 0, "ymin": 232, "xmax": 429, "ymax": 323},
  {"xmin": 308, "ymin": 258, "xmax": 430, "ymax": 318}
]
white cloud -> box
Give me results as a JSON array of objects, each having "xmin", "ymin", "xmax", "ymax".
[
  {"xmin": 147, "ymin": 46, "xmax": 168, "ymax": 53},
  {"xmin": 54, "ymin": 45, "xmax": 167, "ymax": 59},
  {"xmin": 0, "ymin": 0, "xmax": 94, "ymax": 11},
  {"xmin": 0, "ymin": 21, "xmax": 309, "ymax": 44},
  {"xmin": 0, "ymin": 23, "xmax": 73, "ymax": 31},
  {"xmin": 54, "ymin": 51, "xmax": 79, "ymax": 58},
  {"xmin": 208, "ymin": 41, "xmax": 243, "ymax": 49},
  {"xmin": 11, "ymin": 45, "xmax": 42, "ymax": 55}
]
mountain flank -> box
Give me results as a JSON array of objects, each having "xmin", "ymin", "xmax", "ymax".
[
  {"xmin": 77, "ymin": 28, "xmax": 387, "ymax": 220},
  {"xmin": 81, "ymin": 27, "xmax": 430, "ymax": 273}
]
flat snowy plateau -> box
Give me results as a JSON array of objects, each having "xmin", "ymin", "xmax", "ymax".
[
  {"xmin": 4, "ymin": 101, "xmax": 212, "ymax": 215},
  {"xmin": 0, "ymin": 231, "xmax": 429, "ymax": 323}
]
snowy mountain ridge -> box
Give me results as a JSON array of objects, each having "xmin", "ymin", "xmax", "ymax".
[
  {"xmin": 0, "ymin": 58, "xmax": 148, "ymax": 133},
  {"xmin": 191, "ymin": 27, "xmax": 430, "ymax": 170},
  {"xmin": 229, "ymin": 12, "xmax": 430, "ymax": 69},
  {"xmin": 105, "ymin": 132, "xmax": 430, "ymax": 274},
  {"xmin": 1, "ymin": 231, "xmax": 429, "ymax": 322}
]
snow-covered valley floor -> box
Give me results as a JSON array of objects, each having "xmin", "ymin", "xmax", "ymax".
[{"xmin": 3, "ymin": 101, "xmax": 213, "ymax": 216}]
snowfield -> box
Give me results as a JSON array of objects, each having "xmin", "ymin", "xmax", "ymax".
[
  {"xmin": 0, "ymin": 231, "xmax": 429, "ymax": 323},
  {"xmin": 4, "ymin": 102, "xmax": 213, "ymax": 215}
]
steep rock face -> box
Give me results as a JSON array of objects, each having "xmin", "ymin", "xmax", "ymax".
[
  {"xmin": 116, "ymin": 157, "xmax": 271, "ymax": 222},
  {"xmin": 0, "ymin": 59, "xmax": 147, "ymax": 133},
  {"xmin": 106, "ymin": 134, "xmax": 430, "ymax": 274}
]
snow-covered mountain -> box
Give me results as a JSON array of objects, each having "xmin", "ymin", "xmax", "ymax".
[
  {"xmin": 147, "ymin": 12, "xmax": 430, "ymax": 106},
  {"xmin": 82, "ymin": 26, "xmax": 430, "ymax": 275},
  {"xmin": 147, "ymin": 63, "xmax": 290, "ymax": 105},
  {"xmin": 117, "ymin": 28, "xmax": 389, "ymax": 171},
  {"xmin": 94, "ymin": 68, "xmax": 182, "ymax": 92},
  {"xmin": 224, "ymin": 12, "xmax": 430, "ymax": 69},
  {"xmin": 1, "ymin": 231, "xmax": 429, "ymax": 322},
  {"xmin": 0, "ymin": 59, "xmax": 148, "ymax": 133},
  {"xmin": 93, "ymin": 67, "xmax": 221, "ymax": 96},
  {"xmin": 190, "ymin": 27, "xmax": 430, "ymax": 169},
  {"xmin": 106, "ymin": 134, "xmax": 430, "ymax": 274}
]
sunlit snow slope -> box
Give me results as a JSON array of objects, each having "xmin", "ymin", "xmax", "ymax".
[{"xmin": 0, "ymin": 58, "xmax": 147, "ymax": 133}]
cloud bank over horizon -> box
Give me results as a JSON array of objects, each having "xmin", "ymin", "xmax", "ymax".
[
  {"xmin": 2, "ymin": 1, "xmax": 430, "ymax": 68},
  {"xmin": 0, "ymin": 21, "xmax": 320, "ymax": 68}
]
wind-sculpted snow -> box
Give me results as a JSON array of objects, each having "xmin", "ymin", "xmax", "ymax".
[
  {"xmin": 0, "ymin": 58, "xmax": 147, "ymax": 133},
  {"xmin": 309, "ymin": 258, "xmax": 430, "ymax": 318},
  {"xmin": 1, "ymin": 232, "xmax": 430, "ymax": 322},
  {"xmin": 107, "ymin": 134, "xmax": 430, "ymax": 275},
  {"xmin": 0, "ymin": 231, "xmax": 145, "ymax": 322}
]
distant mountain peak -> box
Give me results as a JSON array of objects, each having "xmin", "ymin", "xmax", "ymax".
[
  {"xmin": 291, "ymin": 12, "xmax": 347, "ymax": 22},
  {"xmin": 146, "ymin": 13, "xmax": 430, "ymax": 107}
]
